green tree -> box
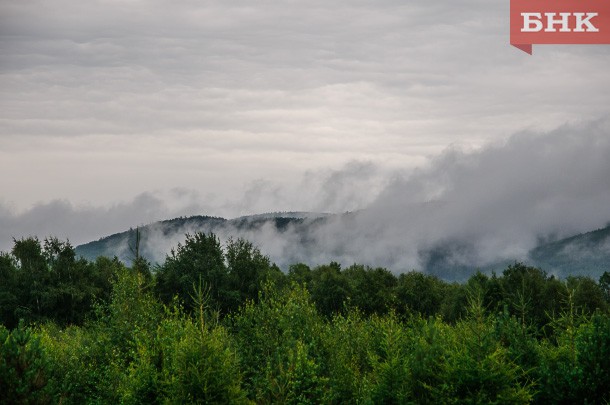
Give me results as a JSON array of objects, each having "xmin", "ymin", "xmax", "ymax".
[
  {"xmin": 500, "ymin": 263, "xmax": 559, "ymax": 332},
  {"xmin": 396, "ymin": 271, "xmax": 446, "ymax": 318},
  {"xmin": 404, "ymin": 316, "xmax": 453, "ymax": 403},
  {"xmin": 231, "ymin": 283, "xmax": 326, "ymax": 402},
  {"xmin": 309, "ymin": 262, "xmax": 351, "ymax": 317},
  {"xmin": 0, "ymin": 253, "xmax": 19, "ymax": 328},
  {"xmin": 439, "ymin": 282, "xmax": 468, "ymax": 323},
  {"xmin": 118, "ymin": 290, "xmax": 248, "ymax": 405},
  {"xmin": 599, "ymin": 271, "xmax": 610, "ymax": 304},
  {"xmin": 12, "ymin": 237, "xmax": 48, "ymax": 323},
  {"xmin": 4, "ymin": 237, "xmax": 114, "ymax": 327},
  {"xmin": 536, "ymin": 295, "xmax": 610, "ymax": 404},
  {"xmin": 566, "ymin": 275, "xmax": 608, "ymax": 314},
  {"xmin": 366, "ymin": 313, "xmax": 411, "ymax": 404},
  {"xmin": 437, "ymin": 290, "xmax": 533, "ymax": 404},
  {"xmin": 287, "ymin": 263, "xmax": 312, "ymax": 286},
  {"xmin": 465, "ymin": 271, "xmax": 503, "ymax": 314},
  {"xmin": 0, "ymin": 323, "xmax": 51, "ymax": 404},
  {"xmin": 225, "ymin": 237, "xmax": 285, "ymax": 311},
  {"xmin": 343, "ymin": 265, "xmax": 397, "ymax": 316},
  {"xmin": 43, "ymin": 238, "xmax": 106, "ymax": 326},
  {"xmin": 574, "ymin": 313, "xmax": 610, "ymax": 403},
  {"xmin": 155, "ymin": 232, "xmax": 229, "ymax": 313},
  {"xmin": 128, "ymin": 227, "xmax": 153, "ymax": 282},
  {"xmin": 322, "ymin": 309, "xmax": 375, "ymax": 403}
]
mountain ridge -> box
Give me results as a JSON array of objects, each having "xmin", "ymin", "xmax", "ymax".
[{"xmin": 75, "ymin": 213, "xmax": 610, "ymax": 280}]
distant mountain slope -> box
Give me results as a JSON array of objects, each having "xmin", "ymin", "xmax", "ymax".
[
  {"xmin": 75, "ymin": 215, "xmax": 226, "ymax": 264},
  {"xmin": 75, "ymin": 213, "xmax": 329, "ymax": 265},
  {"xmin": 419, "ymin": 225, "xmax": 610, "ymax": 280},
  {"xmin": 527, "ymin": 225, "xmax": 610, "ymax": 277},
  {"xmin": 76, "ymin": 214, "xmax": 610, "ymax": 280}
]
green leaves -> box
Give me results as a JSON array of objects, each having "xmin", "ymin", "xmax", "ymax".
[
  {"xmin": 230, "ymin": 281, "xmax": 335, "ymax": 403},
  {"xmin": 155, "ymin": 232, "xmax": 228, "ymax": 314},
  {"xmin": 537, "ymin": 313, "xmax": 610, "ymax": 403},
  {"xmin": 155, "ymin": 315, "xmax": 248, "ymax": 404},
  {"xmin": 0, "ymin": 324, "xmax": 51, "ymax": 404},
  {"xmin": 2, "ymin": 234, "xmax": 610, "ymax": 404},
  {"xmin": 1, "ymin": 237, "xmax": 116, "ymax": 328}
]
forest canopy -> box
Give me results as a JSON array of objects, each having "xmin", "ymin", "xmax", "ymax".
[{"xmin": 1, "ymin": 232, "xmax": 610, "ymax": 404}]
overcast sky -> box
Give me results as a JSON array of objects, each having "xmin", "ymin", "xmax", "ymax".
[{"xmin": 1, "ymin": 0, "xmax": 610, "ymax": 254}]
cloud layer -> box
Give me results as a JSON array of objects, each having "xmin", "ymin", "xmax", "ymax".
[
  {"xmin": 4, "ymin": 119, "xmax": 609, "ymax": 279},
  {"xmin": 326, "ymin": 118, "xmax": 610, "ymax": 271},
  {"xmin": 0, "ymin": 162, "xmax": 389, "ymax": 252},
  {"xmin": 2, "ymin": 1, "xmax": 610, "ymax": 274},
  {"xmin": 2, "ymin": 0, "xmax": 610, "ymax": 211}
]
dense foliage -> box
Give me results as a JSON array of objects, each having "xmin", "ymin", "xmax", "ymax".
[{"xmin": 1, "ymin": 233, "xmax": 609, "ymax": 404}]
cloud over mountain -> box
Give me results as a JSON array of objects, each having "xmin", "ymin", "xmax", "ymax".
[{"xmin": 6, "ymin": 119, "xmax": 608, "ymax": 279}]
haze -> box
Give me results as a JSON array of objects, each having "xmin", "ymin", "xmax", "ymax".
[{"xmin": 1, "ymin": 0, "xmax": 609, "ymax": 265}]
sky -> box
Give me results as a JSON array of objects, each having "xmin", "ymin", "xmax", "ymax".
[{"xmin": 1, "ymin": 0, "xmax": 610, "ymax": 261}]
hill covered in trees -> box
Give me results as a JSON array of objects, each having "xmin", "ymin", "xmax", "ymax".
[
  {"xmin": 2, "ymin": 232, "xmax": 610, "ymax": 403},
  {"xmin": 529, "ymin": 225, "xmax": 610, "ymax": 276},
  {"xmin": 75, "ymin": 214, "xmax": 610, "ymax": 281},
  {"xmin": 75, "ymin": 213, "xmax": 328, "ymax": 266}
]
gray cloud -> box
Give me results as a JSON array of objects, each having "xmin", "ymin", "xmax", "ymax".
[
  {"xmin": 0, "ymin": 192, "xmax": 179, "ymax": 251},
  {"xmin": 2, "ymin": 1, "xmax": 610, "ymax": 275},
  {"xmin": 227, "ymin": 160, "xmax": 388, "ymax": 216},
  {"xmin": 142, "ymin": 118, "xmax": 610, "ymax": 274},
  {"xmin": 0, "ymin": 160, "xmax": 387, "ymax": 252},
  {"xmin": 2, "ymin": 0, "xmax": 610, "ymax": 212},
  {"xmin": 4, "ymin": 119, "xmax": 606, "ymax": 279},
  {"xmin": 307, "ymin": 118, "xmax": 610, "ymax": 271}
]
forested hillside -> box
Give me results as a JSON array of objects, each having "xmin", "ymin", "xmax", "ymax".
[
  {"xmin": 2, "ymin": 233, "xmax": 610, "ymax": 404},
  {"xmin": 75, "ymin": 215, "xmax": 610, "ymax": 281},
  {"xmin": 75, "ymin": 214, "xmax": 324, "ymax": 266},
  {"xmin": 528, "ymin": 225, "xmax": 610, "ymax": 276}
]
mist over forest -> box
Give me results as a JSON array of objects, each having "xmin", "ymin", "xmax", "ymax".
[
  {"xmin": 3, "ymin": 0, "xmax": 610, "ymax": 402},
  {"xmin": 48, "ymin": 118, "xmax": 610, "ymax": 281},
  {"xmin": 5, "ymin": 115, "xmax": 610, "ymax": 405},
  {"xmin": 3, "ymin": 119, "xmax": 610, "ymax": 279}
]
